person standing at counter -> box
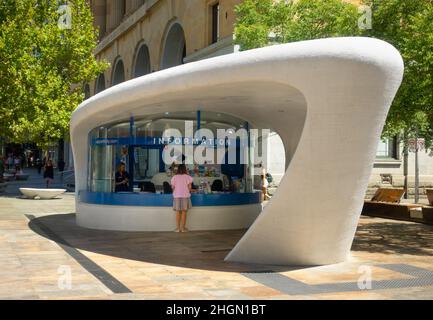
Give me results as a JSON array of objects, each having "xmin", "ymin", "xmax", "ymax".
[
  {"xmin": 171, "ymin": 164, "xmax": 193, "ymax": 233},
  {"xmin": 115, "ymin": 163, "xmax": 130, "ymax": 192}
]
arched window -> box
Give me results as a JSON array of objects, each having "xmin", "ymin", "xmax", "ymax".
[
  {"xmin": 133, "ymin": 43, "xmax": 151, "ymax": 78},
  {"xmin": 160, "ymin": 23, "xmax": 186, "ymax": 70},
  {"xmin": 95, "ymin": 73, "xmax": 106, "ymax": 93},
  {"xmin": 112, "ymin": 58, "xmax": 125, "ymax": 86}
]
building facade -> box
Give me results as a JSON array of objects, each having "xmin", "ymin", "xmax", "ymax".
[
  {"xmin": 88, "ymin": 0, "xmax": 241, "ymax": 97},
  {"xmin": 84, "ymin": 0, "xmax": 433, "ymax": 196}
]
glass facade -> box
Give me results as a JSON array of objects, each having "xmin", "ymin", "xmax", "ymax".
[{"xmin": 87, "ymin": 111, "xmax": 255, "ymax": 195}]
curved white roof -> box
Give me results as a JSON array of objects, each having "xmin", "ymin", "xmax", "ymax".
[{"xmin": 71, "ymin": 37, "xmax": 403, "ymax": 265}]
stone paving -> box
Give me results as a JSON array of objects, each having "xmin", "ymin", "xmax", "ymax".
[{"xmin": 1, "ymin": 169, "xmax": 433, "ymax": 299}]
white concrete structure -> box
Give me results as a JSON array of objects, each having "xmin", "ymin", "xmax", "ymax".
[
  {"xmin": 19, "ymin": 188, "xmax": 66, "ymax": 199},
  {"xmin": 71, "ymin": 37, "xmax": 403, "ymax": 266},
  {"xmin": 75, "ymin": 202, "xmax": 260, "ymax": 232}
]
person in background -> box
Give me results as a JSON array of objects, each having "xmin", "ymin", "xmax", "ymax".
[
  {"xmin": 115, "ymin": 162, "xmax": 130, "ymax": 192},
  {"xmin": 14, "ymin": 156, "xmax": 21, "ymax": 171},
  {"xmin": 168, "ymin": 161, "xmax": 177, "ymax": 175},
  {"xmin": 36, "ymin": 158, "xmax": 42, "ymax": 174},
  {"xmin": 261, "ymin": 174, "xmax": 271, "ymax": 201},
  {"xmin": 7, "ymin": 156, "xmax": 13, "ymax": 170},
  {"xmin": 171, "ymin": 164, "xmax": 193, "ymax": 233},
  {"xmin": 43, "ymin": 159, "xmax": 54, "ymax": 188}
]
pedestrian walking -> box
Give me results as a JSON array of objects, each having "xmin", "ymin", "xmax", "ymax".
[{"xmin": 43, "ymin": 160, "xmax": 54, "ymax": 188}]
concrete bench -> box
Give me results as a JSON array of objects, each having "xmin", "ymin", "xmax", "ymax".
[{"xmin": 19, "ymin": 188, "xmax": 66, "ymax": 199}]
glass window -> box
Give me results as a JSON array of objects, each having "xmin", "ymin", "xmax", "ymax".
[
  {"xmin": 376, "ymin": 137, "xmax": 397, "ymax": 159},
  {"xmin": 89, "ymin": 145, "xmax": 114, "ymax": 192},
  {"xmin": 87, "ymin": 111, "xmax": 256, "ymax": 194},
  {"xmin": 211, "ymin": 3, "xmax": 220, "ymax": 44}
]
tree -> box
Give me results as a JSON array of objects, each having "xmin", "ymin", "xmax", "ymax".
[
  {"xmin": 0, "ymin": 0, "xmax": 108, "ymax": 149},
  {"xmin": 234, "ymin": 0, "xmax": 361, "ymax": 51},
  {"xmin": 363, "ymin": 0, "xmax": 433, "ymax": 202},
  {"xmin": 234, "ymin": 0, "xmax": 433, "ymax": 202}
]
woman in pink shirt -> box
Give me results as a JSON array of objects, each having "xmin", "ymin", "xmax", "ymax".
[{"xmin": 171, "ymin": 164, "xmax": 193, "ymax": 232}]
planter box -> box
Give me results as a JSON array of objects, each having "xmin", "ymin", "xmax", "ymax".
[
  {"xmin": 422, "ymin": 207, "xmax": 433, "ymax": 223},
  {"xmin": 363, "ymin": 201, "xmax": 433, "ymax": 225},
  {"xmin": 362, "ymin": 200, "xmax": 423, "ymax": 221}
]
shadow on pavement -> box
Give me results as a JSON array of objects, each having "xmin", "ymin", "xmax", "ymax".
[
  {"xmin": 28, "ymin": 213, "xmax": 304, "ymax": 272},
  {"xmin": 352, "ymin": 217, "xmax": 433, "ymax": 256}
]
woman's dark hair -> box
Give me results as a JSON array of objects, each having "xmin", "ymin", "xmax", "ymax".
[{"xmin": 177, "ymin": 164, "xmax": 187, "ymax": 175}]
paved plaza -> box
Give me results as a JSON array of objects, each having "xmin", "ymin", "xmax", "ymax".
[{"xmin": 1, "ymin": 170, "xmax": 433, "ymax": 299}]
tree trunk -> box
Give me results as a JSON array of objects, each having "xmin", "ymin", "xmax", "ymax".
[
  {"xmin": 415, "ymin": 128, "xmax": 420, "ymax": 204},
  {"xmin": 403, "ymin": 132, "xmax": 409, "ymax": 199},
  {"xmin": 0, "ymin": 137, "xmax": 4, "ymax": 157}
]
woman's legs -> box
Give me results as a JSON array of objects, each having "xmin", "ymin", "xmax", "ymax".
[
  {"xmin": 181, "ymin": 210, "xmax": 188, "ymax": 232},
  {"xmin": 175, "ymin": 211, "xmax": 181, "ymax": 232}
]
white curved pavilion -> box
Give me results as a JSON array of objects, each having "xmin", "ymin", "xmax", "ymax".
[{"xmin": 71, "ymin": 37, "xmax": 404, "ymax": 266}]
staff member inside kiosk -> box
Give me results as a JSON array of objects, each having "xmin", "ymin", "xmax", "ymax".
[{"xmin": 115, "ymin": 162, "xmax": 130, "ymax": 192}]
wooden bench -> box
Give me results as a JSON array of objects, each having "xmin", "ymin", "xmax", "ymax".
[
  {"xmin": 370, "ymin": 188, "xmax": 405, "ymax": 203},
  {"xmin": 362, "ymin": 187, "xmax": 427, "ymax": 223}
]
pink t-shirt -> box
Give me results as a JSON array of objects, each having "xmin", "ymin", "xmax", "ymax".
[{"xmin": 171, "ymin": 174, "xmax": 193, "ymax": 198}]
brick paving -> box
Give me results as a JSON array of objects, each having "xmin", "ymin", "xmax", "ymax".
[{"xmin": 1, "ymin": 169, "xmax": 433, "ymax": 299}]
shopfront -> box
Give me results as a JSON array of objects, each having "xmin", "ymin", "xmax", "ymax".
[{"xmin": 77, "ymin": 110, "xmax": 262, "ymax": 231}]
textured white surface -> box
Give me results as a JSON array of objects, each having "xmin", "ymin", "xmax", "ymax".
[
  {"xmin": 19, "ymin": 188, "xmax": 66, "ymax": 199},
  {"xmin": 76, "ymin": 203, "xmax": 261, "ymax": 231},
  {"xmin": 71, "ymin": 37, "xmax": 403, "ymax": 266}
]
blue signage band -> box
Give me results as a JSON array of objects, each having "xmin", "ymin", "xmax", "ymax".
[{"xmin": 79, "ymin": 191, "xmax": 261, "ymax": 207}]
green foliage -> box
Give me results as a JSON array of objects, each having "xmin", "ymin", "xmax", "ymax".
[
  {"xmin": 363, "ymin": 0, "xmax": 433, "ymax": 148},
  {"xmin": 0, "ymin": 0, "xmax": 108, "ymax": 148},
  {"xmin": 234, "ymin": 0, "xmax": 433, "ymax": 150},
  {"xmin": 234, "ymin": 0, "xmax": 361, "ymax": 50}
]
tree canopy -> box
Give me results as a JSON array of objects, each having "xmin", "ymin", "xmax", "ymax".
[
  {"xmin": 363, "ymin": 0, "xmax": 433, "ymax": 146},
  {"xmin": 235, "ymin": 0, "xmax": 361, "ymax": 50},
  {"xmin": 0, "ymin": 0, "xmax": 108, "ymax": 148},
  {"xmin": 234, "ymin": 0, "xmax": 433, "ymax": 147}
]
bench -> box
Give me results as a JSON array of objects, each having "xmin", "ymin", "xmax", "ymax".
[
  {"xmin": 370, "ymin": 187, "xmax": 405, "ymax": 203},
  {"xmin": 19, "ymin": 188, "xmax": 66, "ymax": 199},
  {"xmin": 363, "ymin": 187, "xmax": 423, "ymax": 222}
]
